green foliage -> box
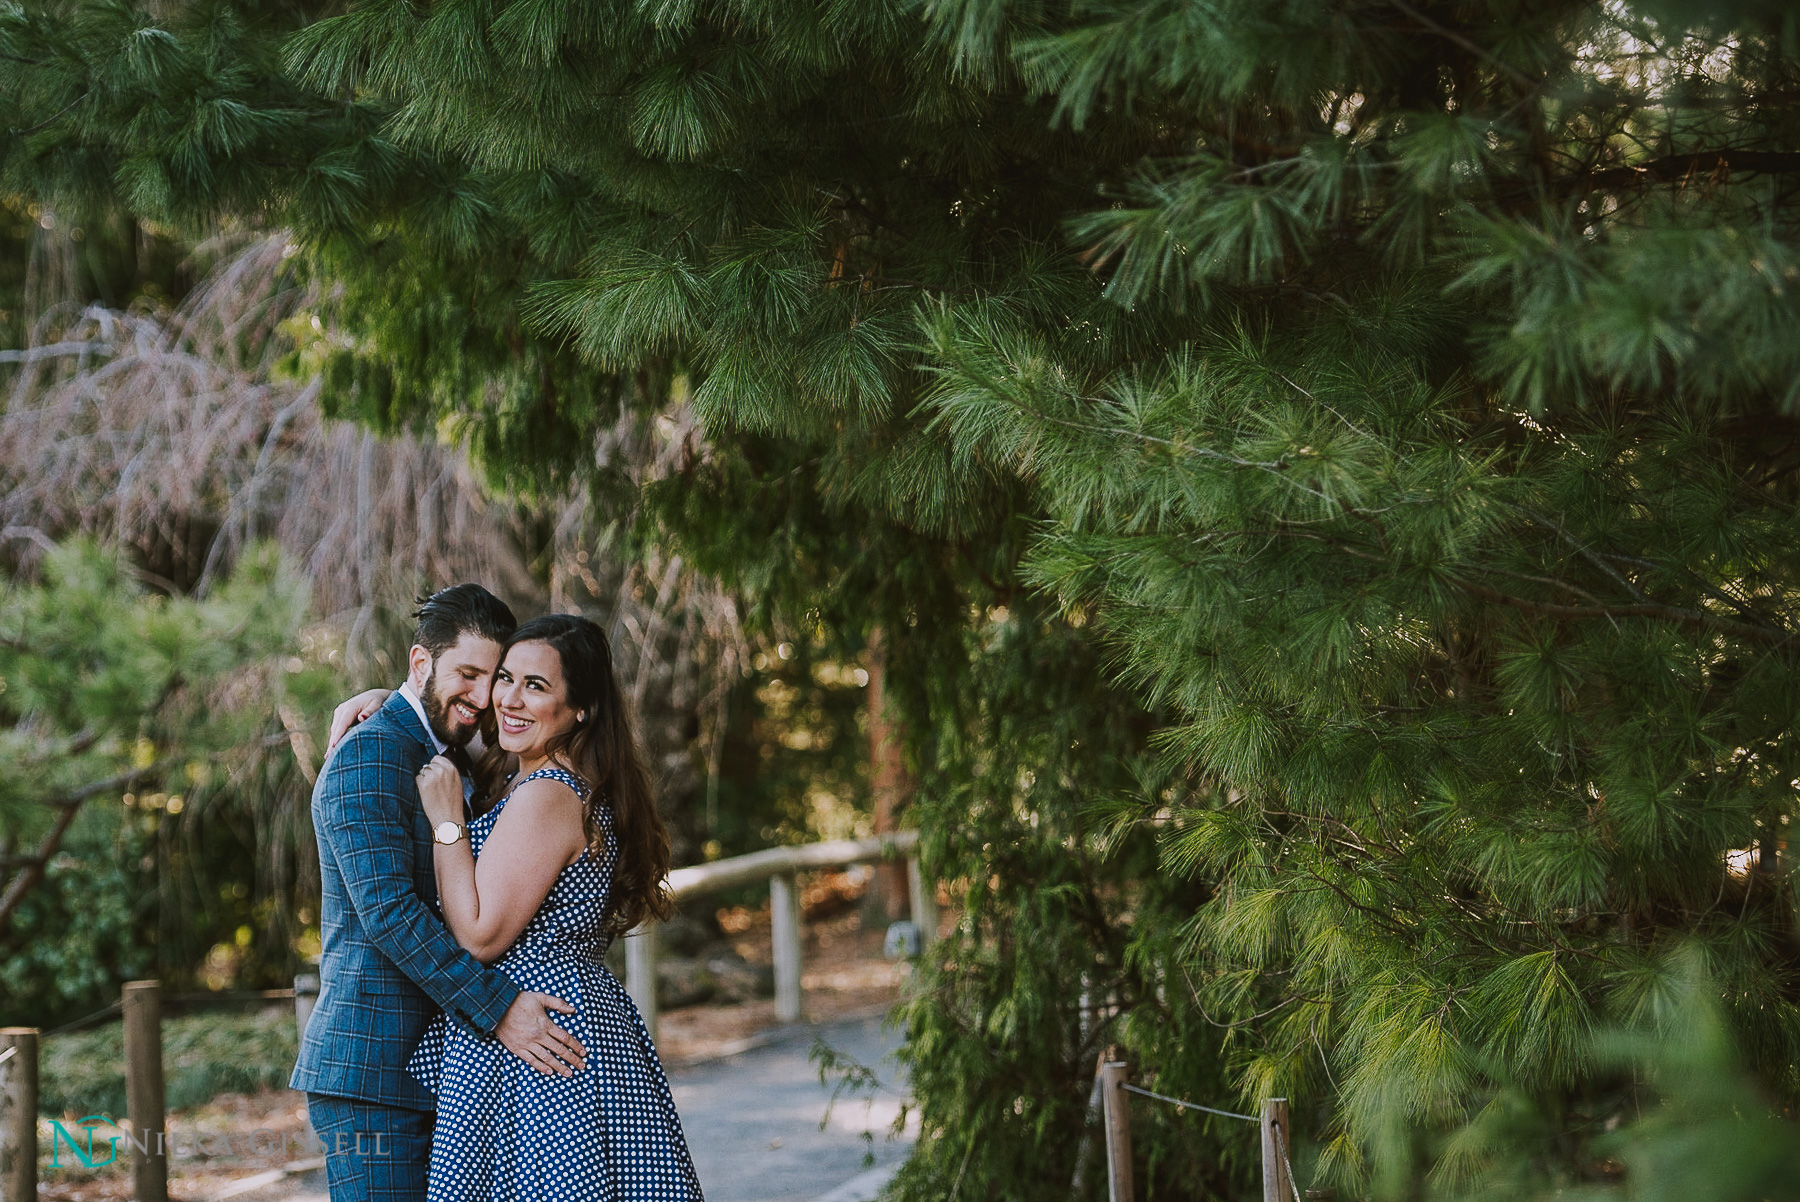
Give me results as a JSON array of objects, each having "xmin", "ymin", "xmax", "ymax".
[
  {"xmin": 3, "ymin": 0, "xmax": 365, "ymax": 231},
  {"xmin": 893, "ymin": 603, "xmax": 1255, "ymax": 1199},
  {"xmin": 40, "ymin": 1005, "xmax": 301, "ymax": 1117},
  {"xmin": 0, "ymin": 196, "xmax": 188, "ymax": 347},
  {"xmin": 1438, "ymin": 950, "xmax": 1800, "ymax": 1202},
  {"xmin": 710, "ymin": 640, "xmax": 873, "ymax": 853},
  {"xmin": 10, "ymin": 0, "xmax": 1800, "ymax": 1195},
  {"xmin": 0, "ymin": 542, "xmax": 326, "ymax": 1024},
  {"xmin": 925, "ymin": 315, "xmax": 1800, "ymax": 1188}
]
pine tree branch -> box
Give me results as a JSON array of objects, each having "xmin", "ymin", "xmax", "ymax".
[
  {"xmin": 1184, "ymin": 982, "xmax": 1314, "ymax": 1030},
  {"xmin": 0, "ymin": 803, "xmax": 82, "ymax": 936},
  {"xmin": 858, "ymin": 275, "xmax": 970, "ymax": 296},
  {"xmin": 10, "ymin": 90, "xmax": 88, "ymax": 137},
  {"xmin": 1, "ymin": 526, "xmax": 58, "ymax": 555},
  {"xmin": 1291, "ymin": 868, "xmax": 1417, "ymax": 938},
  {"xmin": 958, "ymin": 543, "xmax": 1013, "ymax": 602},
  {"xmin": 1184, "ymin": 517, "xmax": 1792, "ymax": 645},
  {"xmin": 1462, "ymin": 562, "xmax": 1607, "ymax": 606},
  {"xmin": 1177, "ymin": 528, "xmax": 1388, "ymax": 566},
  {"xmin": 1198, "ymin": 120, "xmax": 1303, "ymax": 166},
  {"xmin": 1019, "ymin": 408, "xmax": 1343, "ymax": 506},
  {"xmin": 1270, "ymin": 809, "xmax": 1403, "ymax": 859},
  {"xmin": 1504, "ymin": 505, "xmax": 1652, "ymax": 603},
  {"xmin": 1585, "ymin": 149, "xmax": 1800, "ymax": 189},
  {"xmin": 1448, "ymin": 577, "xmax": 1794, "ymax": 646},
  {"xmin": 0, "ymin": 763, "xmax": 162, "ymax": 936},
  {"xmin": 23, "ymin": 726, "xmax": 99, "ymax": 766},
  {"xmin": 1595, "ymin": 550, "xmax": 1782, "ymax": 628}
]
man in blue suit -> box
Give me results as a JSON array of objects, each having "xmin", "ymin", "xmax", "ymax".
[{"xmin": 291, "ymin": 584, "xmax": 588, "ymax": 1201}]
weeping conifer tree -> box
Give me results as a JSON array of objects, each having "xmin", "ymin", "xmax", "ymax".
[{"xmin": 7, "ymin": 0, "xmax": 1800, "ymax": 1197}]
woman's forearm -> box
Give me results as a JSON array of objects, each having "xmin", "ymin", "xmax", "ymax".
[
  {"xmin": 432, "ymin": 842, "xmax": 497, "ymax": 961},
  {"xmin": 417, "ymin": 762, "xmax": 573, "ymax": 965},
  {"xmin": 418, "ymin": 755, "xmax": 507, "ymax": 961}
]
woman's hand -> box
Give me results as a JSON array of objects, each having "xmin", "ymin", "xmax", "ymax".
[
  {"xmin": 417, "ymin": 755, "xmax": 465, "ymax": 826},
  {"xmin": 327, "ymin": 689, "xmax": 392, "ymax": 750}
]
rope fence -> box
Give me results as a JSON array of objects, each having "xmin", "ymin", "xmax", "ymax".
[
  {"xmin": 1092, "ymin": 1053, "xmax": 1314, "ymax": 1202},
  {"xmin": 44, "ymin": 1000, "xmax": 120, "ymax": 1037},
  {"xmin": 1117, "ymin": 1081, "xmax": 1258, "ymax": 1123}
]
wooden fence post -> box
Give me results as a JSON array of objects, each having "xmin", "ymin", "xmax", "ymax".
[
  {"xmin": 770, "ymin": 871, "xmax": 803, "ymax": 1023},
  {"xmin": 0, "ymin": 1028, "xmax": 37, "ymax": 1202},
  {"xmin": 1261, "ymin": 1097, "xmax": 1292, "ymax": 1202},
  {"xmin": 625, "ymin": 923, "xmax": 660, "ymax": 1044},
  {"xmin": 906, "ymin": 855, "xmax": 936, "ymax": 949},
  {"xmin": 293, "ymin": 972, "xmax": 320, "ymax": 1037},
  {"xmin": 1100, "ymin": 1058, "xmax": 1133, "ymax": 1202},
  {"xmin": 123, "ymin": 981, "xmax": 166, "ymax": 1202}
]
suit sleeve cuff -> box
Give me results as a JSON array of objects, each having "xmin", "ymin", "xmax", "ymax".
[{"xmin": 462, "ymin": 976, "xmax": 522, "ymax": 1036}]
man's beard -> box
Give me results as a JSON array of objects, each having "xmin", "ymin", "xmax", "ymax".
[{"xmin": 419, "ymin": 671, "xmax": 479, "ymax": 747}]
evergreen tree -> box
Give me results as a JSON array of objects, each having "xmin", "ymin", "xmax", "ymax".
[
  {"xmin": 0, "ymin": 541, "xmax": 325, "ymax": 1022},
  {"xmin": 7, "ymin": 0, "xmax": 1800, "ymax": 1195}
]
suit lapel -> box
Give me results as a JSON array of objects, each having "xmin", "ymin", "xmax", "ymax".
[
  {"xmin": 373, "ymin": 690, "xmax": 434, "ymax": 752},
  {"xmin": 365, "ymin": 694, "xmax": 440, "ymax": 903}
]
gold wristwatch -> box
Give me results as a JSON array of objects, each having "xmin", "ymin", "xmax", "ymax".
[{"xmin": 433, "ymin": 820, "xmax": 467, "ymax": 846}]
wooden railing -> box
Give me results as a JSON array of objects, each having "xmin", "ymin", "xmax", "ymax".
[
  {"xmin": 290, "ymin": 832, "xmax": 933, "ymax": 1041},
  {"xmin": 625, "ymin": 830, "xmax": 930, "ymax": 1040},
  {"xmin": 0, "ymin": 836, "xmax": 935, "ymax": 1202}
]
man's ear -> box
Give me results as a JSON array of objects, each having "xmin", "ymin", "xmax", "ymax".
[{"xmin": 407, "ymin": 645, "xmax": 434, "ymax": 690}]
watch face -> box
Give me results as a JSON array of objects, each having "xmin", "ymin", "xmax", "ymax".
[{"xmin": 435, "ymin": 820, "xmax": 462, "ymax": 844}]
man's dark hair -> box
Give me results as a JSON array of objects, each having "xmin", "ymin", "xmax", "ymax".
[{"xmin": 412, "ymin": 584, "xmax": 517, "ymax": 658}]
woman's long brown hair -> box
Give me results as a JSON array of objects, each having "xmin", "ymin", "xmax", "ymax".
[{"xmin": 476, "ymin": 613, "xmax": 673, "ymax": 937}]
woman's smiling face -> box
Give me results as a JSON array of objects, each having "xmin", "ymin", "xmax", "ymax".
[{"xmin": 492, "ymin": 640, "xmax": 579, "ymax": 759}]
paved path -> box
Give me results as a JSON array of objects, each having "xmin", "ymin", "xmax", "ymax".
[
  {"xmin": 672, "ymin": 1013, "xmax": 914, "ymax": 1202},
  {"xmin": 266, "ymin": 1014, "xmax": 914, "ymax": 1202}
]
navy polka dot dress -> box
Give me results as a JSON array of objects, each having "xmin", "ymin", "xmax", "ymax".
[{"xmin": 408, "ymin": 766, "xmax": 704, "ymax": 1201}]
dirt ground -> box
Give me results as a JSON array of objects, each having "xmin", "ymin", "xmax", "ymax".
[
  {"xmin": 658, "ymin": 903, "xmax": 913, "ymax": 1065},
  {"xmin": 37, "ymin": 905, "xmax": 915, "ymax": 1202}
]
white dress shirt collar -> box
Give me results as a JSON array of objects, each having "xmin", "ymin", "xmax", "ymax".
[{"xmin": 398, "ymin": 681, "xmax": 447, "ymax": 756}]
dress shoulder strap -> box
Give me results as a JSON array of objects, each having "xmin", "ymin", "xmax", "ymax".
[{"xmin": 518, "ymin": 765, "xmax": 589, "ymax": 798}]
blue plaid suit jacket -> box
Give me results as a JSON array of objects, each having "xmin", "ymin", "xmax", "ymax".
[{"xmin": 289, "ymin": 693, "xmax": 518, "ymax": 1110}]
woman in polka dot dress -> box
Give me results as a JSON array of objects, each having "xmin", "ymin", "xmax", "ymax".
[{"xmin": 410, "ymin": 613, "xmax": 703, "ymax": 1201}]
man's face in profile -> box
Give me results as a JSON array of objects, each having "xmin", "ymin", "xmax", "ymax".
[{"xmin": 416, "ymin": 632, "xmax": 505, "ymax": 747}]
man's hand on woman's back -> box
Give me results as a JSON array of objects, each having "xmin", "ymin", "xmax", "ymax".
[{"xmin": 495, "ymin": 992, "xmax": 589, "ymax": 1076}]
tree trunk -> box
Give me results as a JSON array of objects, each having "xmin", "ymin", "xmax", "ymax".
[{"xmin": 866, "ymin": 627, "xmax": 911, "ymax": 921}]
